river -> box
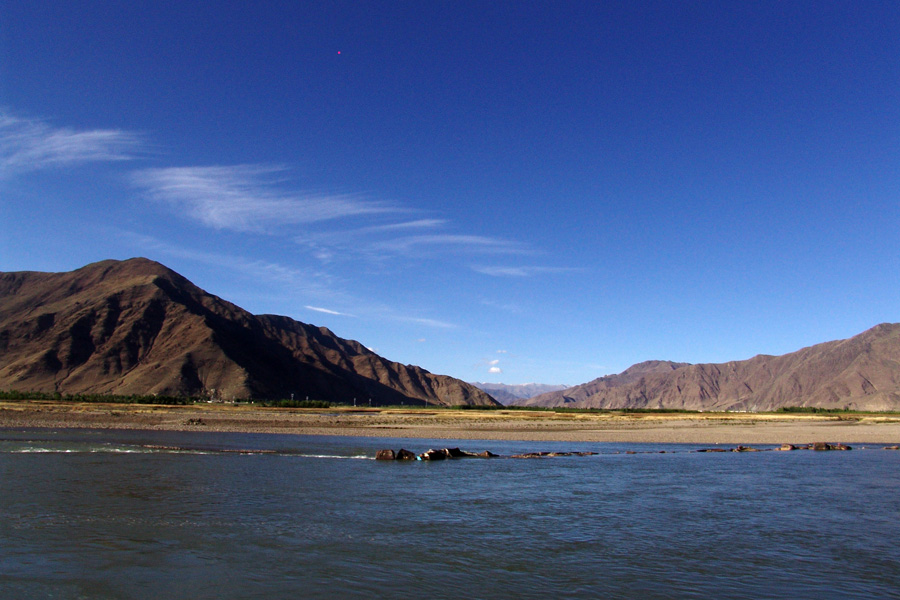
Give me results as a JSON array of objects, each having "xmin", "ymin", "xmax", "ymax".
[{"xmin": 1, "ymin": 429, "xmax": 898, "ymax": 599}]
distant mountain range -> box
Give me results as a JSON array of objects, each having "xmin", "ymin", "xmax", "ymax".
[
  {"xmin": 516, "ymin": 325, "xmax": 900, "ymax": 411},
  {"xmin": 4, "ymin": 258, "xmax": 898, "ymax": 412},
  {"xmin": 0, "ymin": 258, "xmax": 498, "ymax": 406},
  {"xmin": 470, "ymin": 382, "xmax": 568, "ymax": 405}
]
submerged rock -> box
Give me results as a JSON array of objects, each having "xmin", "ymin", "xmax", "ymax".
[
  {"xmin": 733, "ymin": 446, "xmax": 761, "ymax": 452},
  {"xmin": 416, "ymin": 447, "xmax": 500, "ymax": 460}
]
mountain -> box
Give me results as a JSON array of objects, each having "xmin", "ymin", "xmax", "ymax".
[
  {"xmin": 0, "ymin": 258, "xmax": 498, "ymax": 406},
  {"xmin": 470, "ymin": 382, "xmax": 568, "ymax": 405},
  {"xmin": 517, "ymin": 325, "xmax": 900, "ymax": 411}
]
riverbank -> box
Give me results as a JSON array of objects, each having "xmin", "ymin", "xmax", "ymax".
[{"xmin": 3, "ymin": 400, "xmax": 900, "ymax": 444}]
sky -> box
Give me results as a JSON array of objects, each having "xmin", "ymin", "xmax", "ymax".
[{"xmin": 1, "ymin": 1, "xmax": 898, "ymax": 386}]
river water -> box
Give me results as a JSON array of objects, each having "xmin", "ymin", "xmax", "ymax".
[{"xmin": 1, "ymin": 429, "xmax": 898, "ymax": 599}]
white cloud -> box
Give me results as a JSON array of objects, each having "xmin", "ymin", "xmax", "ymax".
[
  {"xmin": 305, "ymin": 305, "xmax": 355, "ymax": 317},
  {"xmin": 294, "ymin": 218, "xmax": 446, "ymax": 263},
  {"xmin": 356, "ymin": 219, "xmax": 447, "ymax": 233},
  {"xmin": 472, "ymin": 265, "xmax": 578, "ymax": 277},
  {"xmin": 133, "ymin": 164, "xmax": 397, "ymax": 233},
  {"xmin": 122, "ymin": 230, "xmax": 462, "ymax": 331},
  {"xmin": 488, "ymin": 359, "xmax": 500, "ymax": 365},
  {"xmin": 480, "ymin": 299, "xmax": 523, "ymax": 314},
  {"xmin": 374, "ymin": 234, "xmax": 529, "ymax": 256},
  {"xmin": 400, "ymin": 316, "xmax": 457, "ymax": 329},
  {"xmin": 296, "ymin": 221, "xmax": 530, "ymax": 268},
  {"xmin": 489, "ymin": 366, "xmax": 502, "ymax": 374},
  {"xmin": 497, "ymin": 350, "xmax": 508, "ymax": 354},
  {"xmin": 119, "ymin": 230, "xmax": 345, "ymax": 301},
  {"xmin": 0, "ymin": 110, "xmax": 143, "ymax": 178}
]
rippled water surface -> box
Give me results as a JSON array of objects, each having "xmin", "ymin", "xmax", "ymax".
[{"xmin": 1, "ymin": 429, "xmax": 898, "ymax": 599}]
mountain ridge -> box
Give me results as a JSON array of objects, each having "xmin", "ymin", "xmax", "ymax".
[
  {"xmin": 518, "ymin": 324, "xmax": 900, "ymax": 411},
  {"xmin": 0, "ymin": 258, "xmax": 498, "ymax": 406}
]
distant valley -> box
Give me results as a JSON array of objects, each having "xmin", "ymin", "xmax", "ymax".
[{"xmin": 470, "ymin": 382, "xmax": 568, "ymax": 405}]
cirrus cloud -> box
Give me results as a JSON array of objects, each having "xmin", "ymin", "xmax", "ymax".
[
  {"xmin": 305, "ymin": 305, "xmax": 355, "ymax": 317},
  {"xmin": 472, "ymin": 265, "xmax": 580, "ymax": 277},
  {"xmin": 133, "ymin": 164, "xmax": 398, "ymax": 233},
  {"xmin": 373, "ymin": 234, "xmax": 530, "ymax": 256},
  {"xmin": 0, "ymin": 110, "xmax": 144, "ymax": 178}
]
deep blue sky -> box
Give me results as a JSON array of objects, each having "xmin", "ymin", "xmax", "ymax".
[{"xmin": 2, "ymin": 1, "xmax": 898, "ymax": 385}]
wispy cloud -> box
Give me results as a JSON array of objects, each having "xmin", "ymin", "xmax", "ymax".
[
  {"xmin": 118, "ymin": 230, "xmax": 345, "ymax": 301},
  {"xmin": 374, "ymin": 234, "xmax": 530, "ymax": 256},
  {"xmin": 295, "ymin": 219, "xmax": 445, "ymax": 246},
  {"xmin": 295, "ymin": 221, "xmax": 529, "ymax": 266},
  {"xmin": 399, "ymin": 316, "xmax": 457, "ymax": 329},
  {"xmin": 472, "ymin": 265, "xmax": 579, "ymax": 277},
  {"xmin": 295, "ymin": 218, "xmax": 446, "ymax": 262},
  {"xmin": 356, "ymin": 219, "xmax": 447, "ymax": 234},
  {"xmin": 133, "ymin": 164, "xmax": 397, "ymax": 233},
  {"xmin": 0, "ymin": 110, "xmax": 143, "ymax": 178},
  {"xmin": 480, "ymin": 299, "xmax": 523, "ymax": 314},
  {"xmin": 120, "ymin": 231, "xmax": 460, "ymax": 329},
  {"xmin": 305, "ymin": 305, "xmax": 355, "ymax": 317}
]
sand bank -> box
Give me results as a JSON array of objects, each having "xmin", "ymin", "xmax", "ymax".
[{"xmin": 3, "ymin": 401, "xmax": 900, "ymax": 445}]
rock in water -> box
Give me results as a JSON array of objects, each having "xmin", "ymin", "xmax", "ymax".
[
  {"xmin": 419, "ymin": 449, "xmax": 447, "ymax": 461},
  {"xmin": 812, "ymin": 442, "xmax": 852, "ymax": 451}
]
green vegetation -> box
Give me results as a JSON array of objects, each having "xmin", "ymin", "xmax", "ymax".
[
  {"xmin": 0, "ymin": 390, "xmax": 331, "ymax": 407},
  {"xmin": 778, "ymin": 406, "xmax": 856, "ymax": 414},
  {"xmin": 258, "ymin": 398, "xmax": 332, "ymax": 409},
  {"xmin": 0, "ymin": 389, "xmax": 194, "ymax": 405},
  {"xmin": 3, "ymin": 390, "xmax": 895, "ymax": 415}
]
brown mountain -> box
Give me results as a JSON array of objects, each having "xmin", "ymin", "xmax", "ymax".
[
  {"xmin": 518, "ymin": 325, "xmax": 900, "ymax": 411},
  {"xmin": 0, "ymin": 258, "xmax": 498, "ymax": 406}
]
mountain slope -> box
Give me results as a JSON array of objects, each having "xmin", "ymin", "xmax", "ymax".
[
  {"xmin": 0, "ymin": 258, "xmax": 498, "ymax": 406},
  {"xmin": 519, "ymin": 326, "xmax": 900, "ymax": 411}
]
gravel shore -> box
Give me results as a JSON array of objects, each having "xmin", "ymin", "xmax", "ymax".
[{"xmin": 3, "ymin": 401, "xmax": 900, "ymax": 445}]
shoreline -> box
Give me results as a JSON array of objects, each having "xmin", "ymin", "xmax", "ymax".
[{"xmin": 3, "ymin": 401, "xmax": 900, "ymax": 444}]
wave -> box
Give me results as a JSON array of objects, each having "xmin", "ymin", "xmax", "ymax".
[{"xmin": 0, "ymin": 442, "xmax": 374, "ymax": 458}]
